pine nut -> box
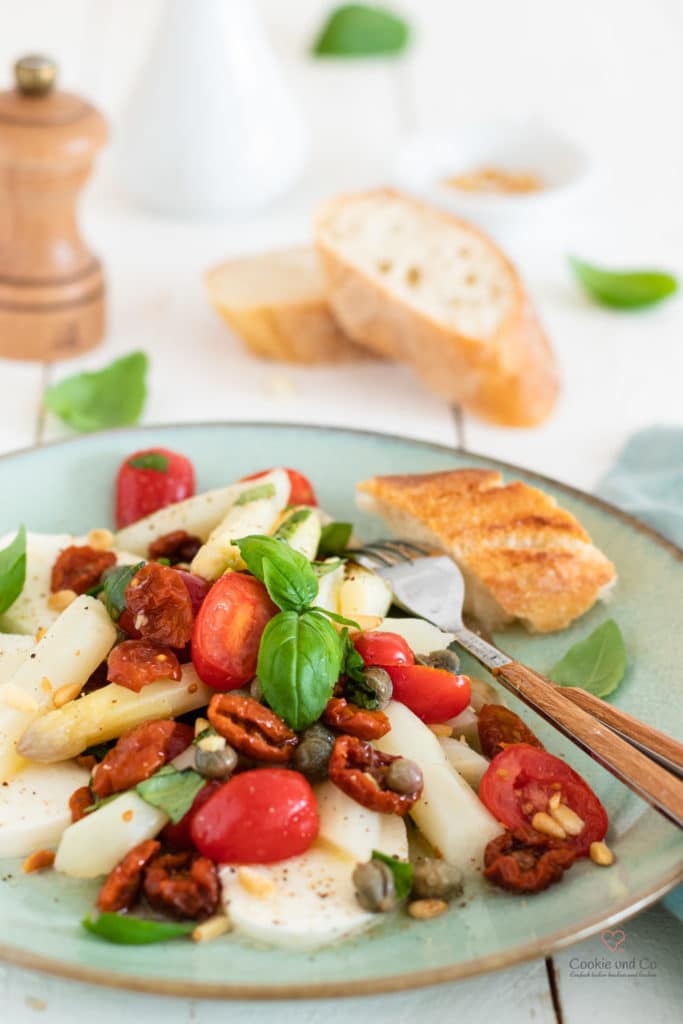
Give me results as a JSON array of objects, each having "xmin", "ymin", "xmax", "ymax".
[
  {"xmin": 590, "ymin": 841, "xmax": 614, "ymax": 866},
  {"xmin": 192, "ymin": 914, "xmax": 231, "ymax": 943},
  {"xmin": 48, "ymin": 589, "xmax": 77, "ymax": 612},
  {"xmin": 1, "ymin": 683, "xmax": 39, "ymax": 712},
  {"xmin": 237, "ymin": 867, "xmax": 275, "ymax": 899},
  {"xmin": 35, "ymin": 627, "xmax": 47, "ymax": 643},
  {"xmin": 23, "ymin": 849, "xmax": 55, "ymax": 873},
  {"xmin": 194, "ymin": 717, "xmax": 210, "ymax": 737},
  {"xmin": 408, "ymin": 899, "xmax": 448, "ymax": 920},
  {"xmin": 531, "ymin": 811, "xmax": 567, "ymax": 839},
  {"xmin": 550, "ymin": 803, "xmax": 585, "ymax": 837},
  {"xmin": 87, "ymin": 528, "xmax": 114, "ymax": 551},
  {"xmin": 548, "ymin": 791, "xmax": 561, "ymax": 811},
  {"xmin": 198, "ymin": 734, "xmax": 226, "ymax": 753},
  {"xmin": 53, "ymin": 682, "xmax": 82, "ymax": 708},
  {"xmin": 429, "ymin": 724, "xmax": 453, "ymax": 738}
]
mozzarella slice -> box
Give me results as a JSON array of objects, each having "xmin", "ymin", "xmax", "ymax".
[
  {"xmin": 314, "ymin": 561, "xmax": 345, "ymax": 614},
  {"xmin": 0, "ymin": 760, "xmax": 90, "ymax": 858},
  {"xmin": 315, "ymin": 781, "xmax": 381, "ymax": 862},
  {"xmin": 374, "ymin": 617, "xmax": 455, "ymax": 654},
  {"xmin": 0, "ymin": 635, "xmax": 34, "ymax": 685}
]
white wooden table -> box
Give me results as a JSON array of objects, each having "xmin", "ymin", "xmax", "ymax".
[{"xmin": 1, "ymin": 2, "xmax": 682, "ymax": 1020}]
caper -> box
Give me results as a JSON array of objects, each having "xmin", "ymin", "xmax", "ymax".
[
  {"xmin": 352, "ymin": 860, "xmax": 398, "ymax": 913},
  {"xmin": 195, "ymin": 743, "xmax": 238, "ymax": 780},
  {"xmin": 362, "ymin": 666, "xmax": 393, "ymax": 709},
  {"xmin": 416, "ymin": 648, "xmax": 460, "ymax": 674},
  {"xmin": 293, "ymin": 722, "xmax": 336, "ymax": 780},
  {"xmin": 385, "ymin": 757, "xmax": 423, "ymax": 795},
  {"xmin": 411, "ymin": 857, "xmax": 463, "ymax": 901}
]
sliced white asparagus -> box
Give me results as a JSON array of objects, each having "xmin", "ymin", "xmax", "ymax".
[
  {"xmin": 0, "ymin": 596, "xmax": 117, "ymax": 781},
  {"xmin": 314, "ymin": 560, "xmax": 345, "ymax": 615},
  {"xmin": 273, "ymin": 506, "xmax": 322, "ymax": 560},
  {"xmin": 0, "ymin": 634, "xmax": 34, "ymax": 685},
  {"xmin": 373, "ymin": 617, "xmax": 455, "ymax": 654},
  {"xmin": 314, "ymin": 780, "xmax": 382, "ymax": 861},
  {"xmin": 338, "ymin": 563, "xmax": 392, "ymax": 620},
  {"xmin": 0, "ymin": 760, "xmax": 90, "ymax": 858},
  {"xmin": 374, "ymin": 701, "xmax": 502, "ymax": 869},
  {"xmin": 191, "ymin": 469, "xmax": 290, "ymax": 580},
  {"xmin": 438, "ymin": 736, "xmax": 490, "ymax": 790},
  {"xmin": 17, "ymin": 665, "xmax": 211, "ymax": 764}
]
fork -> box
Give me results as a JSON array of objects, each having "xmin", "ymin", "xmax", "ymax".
[{"xmin": 350, "ymin": 539, "xmax": 683, "ymax": 829}]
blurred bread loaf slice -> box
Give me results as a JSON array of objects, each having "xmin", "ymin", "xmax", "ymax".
[
  {"xmin": 315, "ymin": 190, "xmax": 559, "ymax": 425},
  {"xmin": 356, "ymin": 469, "xmax": 616, "ymax": 633},
  {"xmin": 206, "ymin": 246, "xmax": 375, "ymax": 364}
]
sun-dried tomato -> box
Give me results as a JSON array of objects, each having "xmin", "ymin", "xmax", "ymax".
[
  {"xmin": 69, "ymin": 785, "xmax": 93, "ymax": 822},
  {"xmin": 207, "ymin": 692, "xmax": 298, "ymax": 763},
  {"xmin": 327, "ymin": 735, "xmax": 422, "ymax": 815},
  {"xmin": 91, "ymin": 719, "xmax": 194, "ymax": 798},
  {"xmin": 50, "ymin": 545, "xmax": 116, "ymax": 595},
  {"xmin": 483, "ymin": 826, "xmax": 577, "ymax": 893},
  {"xmin": 478, "ymin": 704, "xmax": 544, "ymax": 760},
  {"xmin": 323, "ymin": 697, "xmax": 390, "ymax": 740},
  {"xmin": 97, "ymin": 840, "xmax": 161, "ymax": 913},
  {"xmin": 124, "ymin": 562, "xmax": 194, "ymax": 648},
  {"xmin": 148, "ymin": 530, "xmax": 202, "ymax": 566},
  {"xmin": 143, "ymin": 850, "xmax": 219, "ymax": 920},
  {"xmin": 106, "ymin": 639, "xmax": 182, "ymax": 693}
]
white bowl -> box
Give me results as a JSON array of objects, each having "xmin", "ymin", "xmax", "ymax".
[{"xmin": 393, "ymin": 119, "xmax": 595, "ymax": 240}]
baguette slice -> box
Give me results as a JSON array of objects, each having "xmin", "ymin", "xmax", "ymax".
[
  {"xmin": 356, "ymin": 469, "xmax": 616, "ymax": 633},
  {"xmin": 315, "ymin": 190, "xmax": 559, "ymax": 425},
  {"xmin": 206, "ymin": 246, "xmax": 375, "ymax": 364}
]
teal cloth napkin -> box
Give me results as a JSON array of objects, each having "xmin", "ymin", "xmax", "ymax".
[{"xmin": 597, "ymin": 426, "xmax": 683, "ymax": 920}]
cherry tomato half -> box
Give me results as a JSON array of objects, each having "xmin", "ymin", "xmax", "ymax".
[
  {"xmin": 160, "ymin": 780, "xmax": 222, "ymax": 851},
  {"xmin": 352, "ymin": 631, "xmax": 414, "ymax": 667},
  {"xmin": 190, "ymin": 769, "xmax": 319, "ymax": 863},
  {"xmin": 479, "ymin": 744, "xmax": 608, "ymax": 856},
  {"xmin": 191, "ymin": 573, "xmax": 278, "ymax": 690},
  {"xmin": 115, "ymin": 448, "xmax": 195, "ymax": 529},
  {"xmin": 241, "ymin": 467, "xmax": 317, "ymax": 507},
  {"xmin": 385, "ymin": 664, "xmax": 471, "ymax": 723}
]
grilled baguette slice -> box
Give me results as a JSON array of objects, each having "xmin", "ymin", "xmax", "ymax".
[
  {"xmin": 205, "ymin": 246, "xmax": 374, "ymax": 364},
  {"xmin": 356, "ymin": 469, "xmax": 616, "ymax": 633},
  {"xmin": 315, "ymin": 190, "xmax": 559, "ymax": 425}
]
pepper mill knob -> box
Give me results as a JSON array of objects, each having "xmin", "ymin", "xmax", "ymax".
[{"xmin": 0, "ymin": 55, "xmax": 108, "ymax": 361}]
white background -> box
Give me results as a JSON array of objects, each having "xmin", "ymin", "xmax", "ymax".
[{"xmin": 0, "ymin": 1, "xmax": 682, "ymax": 1021}]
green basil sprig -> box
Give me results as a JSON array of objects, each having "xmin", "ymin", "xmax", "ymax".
[
  {"xmin": 312, "ymin": 4, "xmax": 410, "ymax": 57},
  {"xmin": 100, "ymin": 562, "xmax": 145, "ymax": 622},
  {"xmin": 127, "ymin": 452, "xmax": 168, "ymax": 473},
  {"xmin": 317, "ymin": 522, "xmax": 353, "ymax": 557},
  {"xmin": 43, "ymin": 351, "xmax": 148, "ymax": 433},
  {"xmin": 569, "ymin": 256, "xmax": 677, "ymax": 309},
  {"xmin": 372, "ymin": 850, "xmax": 413, "ymax": 901},
  {"xmin": 136, "ymin": 765, "xmax": 205, "ymax": 823},
  {"xmin": 0, "ymin": 525, "xmax": 26, "ymax": 615},
  {"xmin": 549, "ymin": 619, "xmax": 627, "ymax": 698},
  {"xmin": 237, "ymin": 535, "xmax": 318, "ymax": 612},
  {"xmin": 83, "ymin": 912, "xmax": 193, "ymax": 945}
]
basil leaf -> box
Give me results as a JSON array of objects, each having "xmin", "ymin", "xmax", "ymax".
[
  {"xmin": 549, "ymin": 619, "xmax": 627, "ymax": 698},
  {"xmin": 372, "ymin": 850, "xmax": 413, "ymax": 901},
  {"xmin": 257, "ymin": 609, "xmax": 342, "ymax": 730},
  {"xmin": 274, "ymin": 508, "xmax": 312, "ymax": 542},
  {"xmin": 237, "ymin": 536, "xmax": 318, "ymax": 612},
  {"xmin": 569, "ymin": 256, "xmax": 677, "ymax": 309},
  {"xmin": 312, "ymin": 4, "xmax": 410, "ymax": 57},
  {"xmin": 312, "ymin": 558, "xmax": 345, "ymax": 577},
  {"xmin": 101, "ymin": 562, "xmax": 145, "ymax": 622},
  {"xmin": 340, "ymin": 628, "xmax": 366, "ymax": 684},
  {"xmin": 310, "ymin": 606, "xmax": 360, "ymax": 629},
  {"xmin": 155, "ymin": 557, "xmax": 171, "ymax": 566},
  {"xmin": 235, "ymin": 483, "xmax": 276, "ymax": 506},
  {"xmin": 43, "ymin": 351, "xmax": 148, "ymax": 433},
  {"xmin": 0, "ymin": 525, "xmax": 26, "ymax": 615},
  {"xmin": 136, "ymin": 765, "xmax": 205, "ymax": 823},
  {"xmin": 82, "ymin": 912, "xmax": 193, "ymax": 945},
  {"xmin": 127, "ymin": 452, "xmax": 168, "ymax": 473},
  {"xmin": 317, "ymin": 522, "xmax": 353, "ymax": 557},
  {"xmin": 81, "ymin": 740, "xmax": 114, "ymax": 761}
]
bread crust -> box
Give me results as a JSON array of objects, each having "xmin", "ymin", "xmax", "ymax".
[
  {"xmin": 315, "ymin": 190, "xmax": 559, "ymax": 426},
  {"xmin": 356, "ymin": 469, "xmax": 616, "ymax": 633}
]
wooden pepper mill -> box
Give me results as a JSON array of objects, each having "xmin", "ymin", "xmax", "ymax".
[{"xmin": 0, "ymin": 55, "xmax": 108, "ymax": 361}]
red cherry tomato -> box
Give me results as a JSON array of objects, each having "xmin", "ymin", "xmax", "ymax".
[
  {"xmin": 190, "ymin": 769, "xmax": 319, "ymax": 863},
  {"xmin": 385, "ymin": 664, "xmax": 470, "ymax": 723},
  {"xmin": 479, "ymin": 744, "xmax": 608, "ymax": 856},
  {"xmin": 115, "ymin": 448, "xmax": 195, "ymax": 529},
  {"xmin": 352, "ymin": 631, "xmax": 415, "ymax": 667},
  {"xmin": 160, "ymin": 780, "xmax": 222, "ymax": 851},
  {"xmin": 241, "ymin": 468, "xmax": 317, "ymax": 507},
  {"xmin": 191, "ymin": 573, "xmax": 277, "ymax": 690}
]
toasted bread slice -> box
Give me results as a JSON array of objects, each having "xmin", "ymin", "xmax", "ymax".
[
  {"xmin": 356, "ymin": 469, "xmax": 616, "ymax": 633},
  {"xmin": 206, "ymin": 246, "xmax": 375, "ymax": 364},
  {"xmin": 315, "ymin": 190, "xmax": 559, "ymax": 425}
]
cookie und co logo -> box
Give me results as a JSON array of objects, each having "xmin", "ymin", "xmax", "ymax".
[{"xmin": 601, "ymin": 928, "xmax": 626, "ymax": 953}]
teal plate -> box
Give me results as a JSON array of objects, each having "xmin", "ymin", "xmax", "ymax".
[{"xmin": 0, "ymin": 423, "xmax": 681, "ymax": 999}]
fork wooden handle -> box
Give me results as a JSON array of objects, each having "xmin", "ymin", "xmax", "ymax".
[{"xmin": 493, "ymin": 661, "xmax": 683, "ymax": 828}]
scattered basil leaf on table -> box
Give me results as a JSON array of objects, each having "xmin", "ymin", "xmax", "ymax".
[
  {"xmin": 237, "ymin": 535, "xmax": 318, "ymax": 612},
  {"xmin": 549, "ymin": 619, "xmax": 627, "ymax": 698},
  {"xmin": 136, "ymin": 765, "xmax": 206, "ymax": 823},
  {"xmin": 127, "ymin": 452, "xmax": 168, "ymax": 473},
  {"xmin": 257, "ymin": 609, "xmax": 342, "ymax": 730},
  {"xmin": 100, "ymin": 562, "xmax": 145, "ymax": 622},
  {"xmin": 43, "ymin": 350, "xmax": 148, "ymax": 432},
  {"xmin": 317, "ymin": 521, "xmax": 353, "ymax": 557},
  {"xmin": 312, "ymin": 4, "xmax": 410, "ymax": 57},
  {"xmin": 0, "ymin": 524, "xmax": 26, "ymax": 615},
  {"xmin": 569, "ymin": 256, "xmax": 677, "ymax": 309},
  {"xmin": 372, "ymin": 850, "xmax": 413, "ymax": 901},
  {"xmin": 235, "ymin": 483, "xmax": 276, "ymax": 506},
  {"xmin": 82, "ymin": 912, "xmax": 194, "ymax": 945}
]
